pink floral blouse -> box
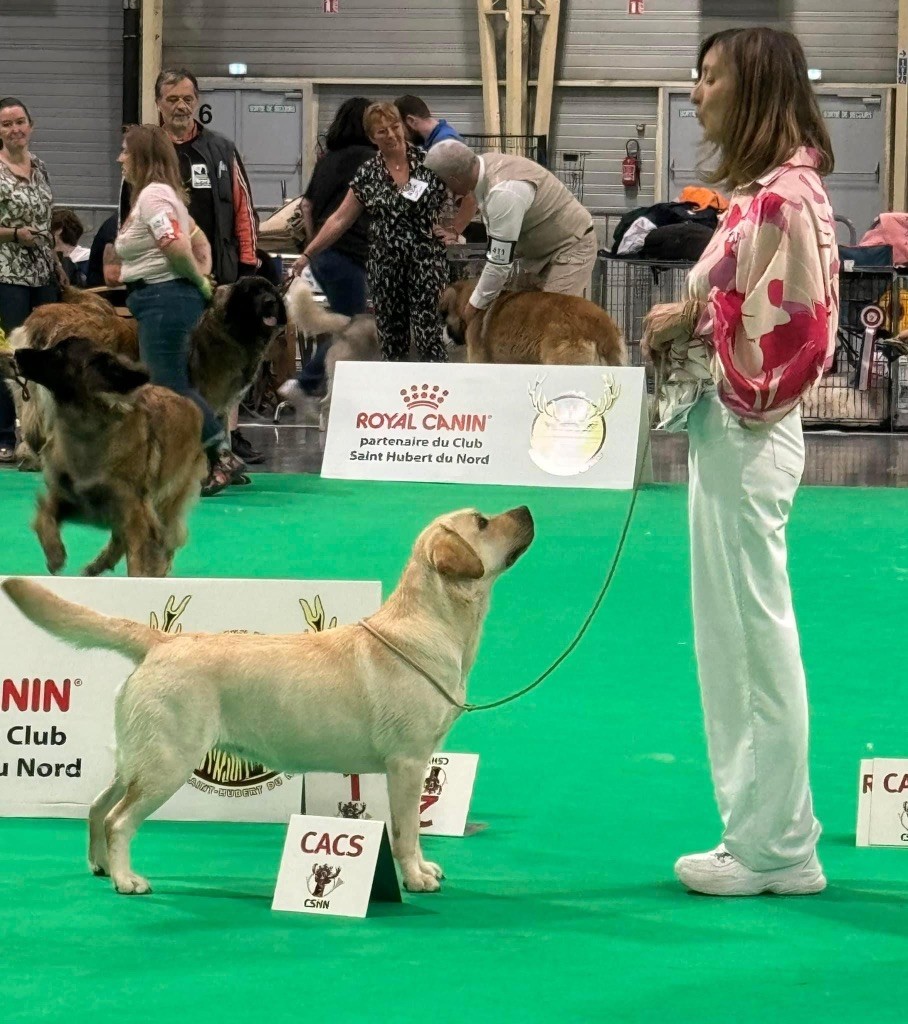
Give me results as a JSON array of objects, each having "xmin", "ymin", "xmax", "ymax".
[{"xmin": 687, "ymin": 147, "xmax": 840, "ymax": 423}]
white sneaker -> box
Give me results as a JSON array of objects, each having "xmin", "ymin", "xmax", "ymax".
[
  {"xmin": 674, "ymin": 844, "xmax": 827, "ymax": 896},
  {"xmin": 277, "ymin": 379, "xmax": 303, "ymax": 402}
]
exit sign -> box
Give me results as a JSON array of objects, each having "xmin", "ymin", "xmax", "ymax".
[
  {"xmin": 323, "ymin": 0, "xmax": 338, "ymax": 11},
  {"xmin": 628, "ymin": 0, "xmax": 644, "ymax": 12}
]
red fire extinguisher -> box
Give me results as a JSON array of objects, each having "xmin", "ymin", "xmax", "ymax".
[{"xmin": 622, "ymin": 140, "xmax": 641, "ymax": 188}]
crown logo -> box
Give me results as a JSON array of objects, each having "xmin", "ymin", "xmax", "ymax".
[{"xmin": 400, "ymin": 384, "xmax": 449, "ymax": 410}]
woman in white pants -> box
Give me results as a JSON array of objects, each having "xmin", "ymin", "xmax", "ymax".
[{"xmin": 643, "ymin": 27, "xmax": 839, "ymax": 896}]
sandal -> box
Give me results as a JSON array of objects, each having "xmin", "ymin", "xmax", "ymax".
[
  {"xmin": 218, "ymin": 450, "xmax": 247, "ymax": 480},
  {"xmin": 200, "ymin": 461, "xmax": 231, "ymax": 497}
]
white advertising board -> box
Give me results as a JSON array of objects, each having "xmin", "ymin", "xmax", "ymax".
[
  {"xmin": 322, "ymin": 363, "xmax": 651, "ymax": 489},
  {"xmin": 0, "ymin": 576, "xmax": 380, "ymax": 822}
]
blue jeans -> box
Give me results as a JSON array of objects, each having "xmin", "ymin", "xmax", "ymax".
[
  {"xmin": 126, "ymin": 279, "xmax": 223, "ymax": 451},
  {"xmin": 300, "ymin": 249, "xmax": 368, "ymax": 392},
  {"xmin": 0, "ymin": 281, "xmax": 60, "ymax": 447}
]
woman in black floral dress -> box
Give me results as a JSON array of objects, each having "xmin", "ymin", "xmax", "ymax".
[
  {"xmin": 292, "ymin": 102, "xmax": 449, "ymax": 362},
  {"xmin": 0, "ymin": 97, "xmax": 59, "ymax": 462}
]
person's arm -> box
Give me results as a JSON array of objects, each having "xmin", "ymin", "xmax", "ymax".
[
  {"xmin": 143, "ymin": 200, "xmax": 211, "ymax": 298},
  {"xmin": 231, "ymin": 153, "xmax": 259, "ymax": 272},
  {"xmin": 451, "ymin": 193, "xmax": 478, "ymax": 236},
  {"xmin": 0, "ymin": 225, "xmax": 39, "ymax": 246},
  {"xmin": 290, "ymin": 189, "xmax": 364, "ymax": 276},
  {"xmin": 190, "ymin": 220, "xmax": 213, "ymax": 277},
  {"xmin": 102, "ymin": 243, "xmax": 123, "ymax": 286},
  {"xmin": 698, "ymin": 191, "xmax": 837, "ymax": 422},
  {"xmin": 300, "ymin": 197, "xmax": 316, "ymax": 241},
  {"xmin": 466, "ymin": 182, "xmax": 535, "ymax": 319}
]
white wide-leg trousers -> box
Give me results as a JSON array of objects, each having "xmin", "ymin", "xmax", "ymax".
[{"xmin": 687, "ymin": 392, "xmax": 821, "ymax": 870}]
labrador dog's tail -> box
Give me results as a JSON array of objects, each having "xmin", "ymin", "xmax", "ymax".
[{"xmin": 2, "ymin": 579, "xmax": 162, "ymax": 663}]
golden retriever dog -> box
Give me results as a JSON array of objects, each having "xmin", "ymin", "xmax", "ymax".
[
  {"xmin": 440, "ymin": 278, "xmax": 626, "ymax": 366},
  {"xmin": 1, "ymin": 505, "xmax": 535, "ymax": 895},
  {"xmin": 13, "ymin": 336, "xmax": 206, "ymax": 577}
]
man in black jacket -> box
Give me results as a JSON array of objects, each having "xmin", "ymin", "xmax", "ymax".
[{"xmin": 133, "ymin": 67, "xmax": 264, "ymax": 463}]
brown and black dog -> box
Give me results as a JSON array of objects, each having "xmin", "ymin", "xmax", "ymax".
[
  {"xmin": 14, "ymin": 336, "xmax": 207, "ymax": 578},
  {"xmin": 439, "ymin": 278, "xmax": 626, "ymax": 366},
  {"xmin": 11, "ymin": 277, "xmax": 287, "ymax": 466}
]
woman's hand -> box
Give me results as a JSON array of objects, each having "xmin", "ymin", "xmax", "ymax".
[
  {"xmin": 16, "ymin": 226, "xmax": 38, "ymax": 248},
  {"xmin": 433, "ymin": 225, "xmax": 459, "ymax": 245},
  {"xmin": 290, "ymin": 252, "xmax": 310, "ymax": 278}
]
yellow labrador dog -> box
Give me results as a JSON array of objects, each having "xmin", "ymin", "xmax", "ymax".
[{"xmin": 1, "ymin": 506, "xmax": 534, "ymax": 897}]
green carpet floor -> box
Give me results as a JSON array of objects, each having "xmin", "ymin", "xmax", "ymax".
[{"xmin": 1, "ymin": 472, "xmax": 907, "ymax": 1024}]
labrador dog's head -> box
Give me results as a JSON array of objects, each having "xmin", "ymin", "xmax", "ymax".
[
  {"xmin": 438, "ymin": 280, "xmax": 477, "ymax": 347},
  {"xmin": 422, "ymin": 506, "xmax": 534, "ymax": 583},
  {"xmin": 217, "ymin": 276, "xmax": 288, "ymax": 343},
  {"xmin": 14, "ymin": 335, "xmax": 149, "ymax": 406}
]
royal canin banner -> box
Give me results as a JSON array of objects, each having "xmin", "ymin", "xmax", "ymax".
[{"xmin": 321, "ymin": 363, "xmax": 651, "ymax": 489}]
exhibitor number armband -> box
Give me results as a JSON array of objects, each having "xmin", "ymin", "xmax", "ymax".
[{"xmin": 486, "ymin": 237, "xmax": 516, "ymax": 266}]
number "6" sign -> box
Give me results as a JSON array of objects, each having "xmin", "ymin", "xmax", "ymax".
[{"xmin": 199, "ymin": 103, "xmax": 213, "ymax": 125}]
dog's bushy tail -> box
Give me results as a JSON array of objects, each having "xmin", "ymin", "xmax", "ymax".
[
  {"xmin": 285, "ymin": 279, "xmax": 350, "ymax": 336},
  {"xmin": 2, "ymin": 579, "xmax": 162, "ymax": 664}
]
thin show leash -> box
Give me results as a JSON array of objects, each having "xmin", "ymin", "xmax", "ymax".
[{"xmin": 357, "ymin": 362, "xmax": 665, "ymax": 715}]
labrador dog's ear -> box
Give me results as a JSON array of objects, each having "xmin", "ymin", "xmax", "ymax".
[
  {"xmin": 91, "ymin": 351, "xmax": 150, "ymax": 394},
  {"xmin": 429, "ymin": 528, "xmax": 484, "ymax": 580}
]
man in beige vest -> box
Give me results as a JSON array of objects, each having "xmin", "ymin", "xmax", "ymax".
[{"xmin": 424, "ymin": 139, "xmax": 597, "ymax": 325}]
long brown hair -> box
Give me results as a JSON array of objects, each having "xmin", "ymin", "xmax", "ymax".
[
  {"xmin": 697, "ymin": 27, "xmax": 834, "ymax": 188},
  {"xmin": 122, "ymin": 124, "xmax": 187, "ymax": 200}
]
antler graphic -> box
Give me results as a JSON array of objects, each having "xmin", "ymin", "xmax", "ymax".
[
  {"xmin": 300, "ymin": 595, "xmax": 338, "ymax": 632},
  {"xmin": 528, "ymin": 376, "xmax": 555, "ymax": 417},
  {"xmin": 149, "ymin": 595, "xmax": 191, "ymax": 633},
  {"xmin": 590, "ymin": 374, "xmax": 621, "ymax": 418}
]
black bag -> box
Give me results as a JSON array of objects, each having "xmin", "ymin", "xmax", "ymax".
[
  {"xmin": 839, "ymin": 244, "xmax": 893, "ymax": 267},
  {"xmin": 639, "ymin": 223, "xmax": 715, "ymax": 263}
]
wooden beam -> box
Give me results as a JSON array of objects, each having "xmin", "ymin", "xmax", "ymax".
[
  {"xmin": 140, "ymin": 0, "xmax": 164, "ymax": 124},
  {"xmin": 505, "ymin": 0, "xmax": 524, "ymax": 141},
  {"xmin": 893, "ymin": 0, "xmax": 908, "ymax": 211},
  {"xmin": 477, "ymin": 0, "xmax": 501, "ymax": 134},
  {"xmin": 302, "ymin": 82, "xmax": 318, "ymax": 187},
  {"xmin": 532, "ymin": 0, "xmax": 560, "ymax": 139}
]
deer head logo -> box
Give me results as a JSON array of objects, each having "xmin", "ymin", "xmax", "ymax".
[{"xmin": 527, "ymin": 374, "xmax": 620, "ymax": 477}]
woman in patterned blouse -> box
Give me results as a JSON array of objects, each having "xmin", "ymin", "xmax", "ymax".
[
  {"xmin": 292, "ymin": 102, "xmax": 449, "ymax": 362},
  {"xmin": 0, "ymin": 97, "xmax": 59, "ymax": 463},
  {"xmin": 642, "ymin": 28, "xmax": 838, "ymax": 897}
]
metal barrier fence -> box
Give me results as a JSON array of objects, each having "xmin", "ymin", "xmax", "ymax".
[{"xmin": 595, "ymin": 255, "xmax": 908, "ymax": 431}]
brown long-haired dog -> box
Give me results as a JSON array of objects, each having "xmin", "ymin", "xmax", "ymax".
[
  {"xmin": 11, "ymin": 277, "xmax": 286, "ymax": 467},
  {"xmin": 14, "ymin": 336, "xmax": 207, "ymax": 577},
  {"xmin": 440, "ymin": 279, "xmax": 625, "ymax": 366}
]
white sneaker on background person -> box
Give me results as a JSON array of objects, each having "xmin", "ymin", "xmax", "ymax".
[{"xmin": 674, "ymin": 844, "xmax": 827, "ymax": 896}]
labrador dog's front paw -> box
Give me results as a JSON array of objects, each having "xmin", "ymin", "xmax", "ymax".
[
  {"xmin": 421, "ymin": 859, "xmax": 445, "ymax": 880},
  {"xmin": 403, "ymin": 870, "xmax": 442, "ymax": 893},
  {"xmin": 112, "ymin": 872, "xmax": 152, "ymax": 895}
]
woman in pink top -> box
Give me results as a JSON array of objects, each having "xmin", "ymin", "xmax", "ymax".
[
  {"xmin": 110, "ymin": 124, "xmax": 230, "ymax": 496},
  {"xmin": 643, "ymin": 27, "xmax": 838, "ymax": 896}
]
